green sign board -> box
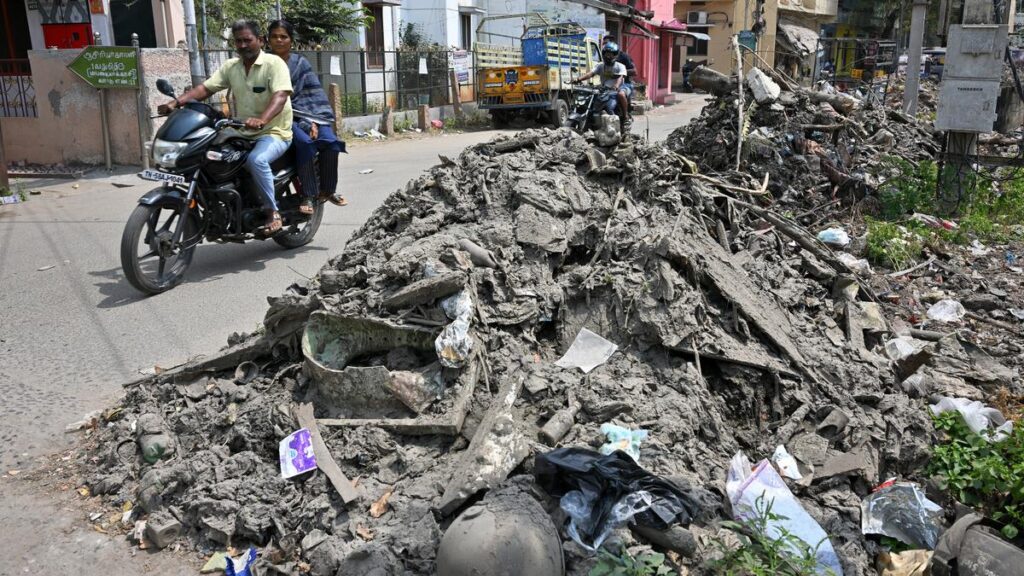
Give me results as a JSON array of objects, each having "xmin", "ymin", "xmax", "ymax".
[
  {"xmin": 68, "ymin": 46, "xmax": 139, "ymax": 89},
  {"xmin": 738, "ymin": 30, "xmax": 758, "ymax": 52}
]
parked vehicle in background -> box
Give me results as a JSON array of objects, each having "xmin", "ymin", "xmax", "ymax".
[{"xmin": 474, "ymin": 14, "xmax": 601, "ymax": 128}]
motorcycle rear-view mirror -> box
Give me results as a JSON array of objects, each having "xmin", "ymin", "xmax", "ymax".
[{"xmin": 156, "ymin": 79, "xmax": 176, "ymax": 98}]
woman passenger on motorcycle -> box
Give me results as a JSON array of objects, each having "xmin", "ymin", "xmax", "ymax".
[{"xmin": 268, "ymin": 20, "xmax": 347, "ymax": 214}]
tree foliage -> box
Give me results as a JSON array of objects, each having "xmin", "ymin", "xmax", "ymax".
[{"xmin": 201, "ymin": 0, "xmax": 370, "ymax": 47}]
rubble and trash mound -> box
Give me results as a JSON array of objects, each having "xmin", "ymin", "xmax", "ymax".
[
  {"xmin": 75, "ymin": 125, "xmax": 1018, "ymax": 575},
  {"xmin": 666, "ymin": 66, "xmax": 942, "ymax": 222}
]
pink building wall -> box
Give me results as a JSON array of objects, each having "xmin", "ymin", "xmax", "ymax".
[{"xmin": 614, "ymin": 0, "xmax": 678, "ymax": 104}]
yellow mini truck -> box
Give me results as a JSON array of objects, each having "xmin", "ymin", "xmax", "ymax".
[{"xmin": 474, "ymin": 15, "xmax": 600, "ymax": 127}]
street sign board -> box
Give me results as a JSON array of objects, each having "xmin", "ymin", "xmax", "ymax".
[
  {"xmin": 68, "ymin": 46, "xmax": 139, "ymax": 89},
  {"xmin": 738, "ymin": 30, "xmax": 758, "ymax": 52}
]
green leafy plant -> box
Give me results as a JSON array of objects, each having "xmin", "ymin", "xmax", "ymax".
[
  {"xmin": 201, "ymin": 0, "xmax": 370, "ymax": 46},
  {"xmin": 0, "ymin": 184, "xmax": 27, "ymax": 202},
  {"xmin": 874, "ymin": 156, "xmax": 937, "ymax": 220},
  {"xmin": 865, "ymin": 218, "xmax": 924, "ymax": 270},
  {"xmin": 928, "ymin": 411, "xmax": 1024, "ymax": 540},
  {"xmin": 589, "ymin": 548, "xmax": 675, "ymax": 576},
  {"xmin": 709, "ymin": 495, "xmax": 833, "ymax": 576}
]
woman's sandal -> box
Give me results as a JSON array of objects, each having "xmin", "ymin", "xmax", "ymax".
[
  {"xmin": 258, "ymin": 212, "xmax": 283, "ymax": 236},
  {"xmin": 324, "ymin": 192, "xmax": 348, "ymax": 206},
  {"xmin": 299, "ymin": 198, "xmax": 315, "ymax": 215}
]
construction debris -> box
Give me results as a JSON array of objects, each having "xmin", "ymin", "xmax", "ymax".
[{"xmin": 71, "ymin": 89, "xmax": 1021, "ymax": 574}]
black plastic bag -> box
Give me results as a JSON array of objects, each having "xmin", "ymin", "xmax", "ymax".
[{"xmin": 534, "ymin": 447, "xmax": 706, "ymax": 550}]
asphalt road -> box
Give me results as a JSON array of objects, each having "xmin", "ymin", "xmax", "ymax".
[{"xmin": 0, "ymin": 98, "xmax": 706, "ymax": 574}]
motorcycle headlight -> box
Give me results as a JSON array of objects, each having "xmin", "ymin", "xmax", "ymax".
[{"xmin": 152, "ymin": 139, "xmax": 188, "ymax": 168}]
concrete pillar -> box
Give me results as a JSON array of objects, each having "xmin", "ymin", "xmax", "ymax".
[
  {"xmin": 903, "ymin": 0, "xmax": 929, "ymax": 117},
  {"xmin": 417, "ymin": 104, "xmax": 429, "ymax": 130}
]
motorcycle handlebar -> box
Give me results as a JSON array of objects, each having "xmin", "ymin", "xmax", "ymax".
[{"xmin": 215, "ymin": 118, "xmax": 247, "ymax": 129}]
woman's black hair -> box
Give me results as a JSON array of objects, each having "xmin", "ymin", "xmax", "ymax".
[{"xmin": 268, "ymin": 19, "xmax": 296, "ymax": 41}]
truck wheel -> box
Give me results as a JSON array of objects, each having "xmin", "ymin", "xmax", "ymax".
[
  {"xmin": 549, "ymin": 99, "xmax": 569, "ymax": 128},
  {"xmin": 490, "ymin": 110, "xmax": 510, "ymax": 128}
]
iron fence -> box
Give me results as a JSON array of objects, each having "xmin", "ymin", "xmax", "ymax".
[
  {"xmin": 198, "ymin": 49, "xmax": 475, "ymax": 117},
  {"xmin": 0, "ymin": 59, "xmax": 36, "ymax": 117}
]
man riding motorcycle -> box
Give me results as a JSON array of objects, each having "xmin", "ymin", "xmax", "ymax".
[
  {"xmin": 575, "ymin": 43, "xmax": 627, "ymax": 118},
  {"xmin": 602, "ymin": 36, "xmax": 636, "ymax": 125},
  {"xmin": 158, "ymin": 19, "xmax": 293, "ymax": 235}
]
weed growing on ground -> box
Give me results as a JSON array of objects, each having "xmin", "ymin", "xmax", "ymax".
[
  {"xmin": 0, "ymin": 184, "xmax": 28, "ymax": 202},
  {"xmin": 928, "ymin": 410, "xmax": 1024, "ymax": 540},
  {"xmin": 709, "ymin": 495, "xmax": 833, "ymax": 576},
  {"xmin": 865, "ymin": 218, "xmax": 924, "ymax": 269},
  {"xmin": 589, "ymin": 548, "xmax": 675, "ymax": 576},
  {"xmin": 872, "ymin": 155, "xmax": 1024, "ymax": 245}
]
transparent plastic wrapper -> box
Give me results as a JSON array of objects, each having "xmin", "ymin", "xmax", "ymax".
[
  {"xmin": 861, "ymin": 482, "xmax": 943, "ymax": 549},
  {"xmin": 930, "ymin": 396, "xmax": 1013, "ymax": 442},
  {"xmin": 837, "ymin": 252, "xmax": 872, "ymax": 274},
  {"xmin": 599, "ymin": 423, "xmax": 648, "ymax": 463},
  {"xmin": 555, "ymin": 328, "xmax": 618, "ymax": 373},
  {"xmin": 561, "ymin": 490, "xmax": 653, "ymax": 551},
  {"xmin": 771, "ymin": 445, "xmax": 803, "ymax": 480},
  {"xmin": 726, "ymin": 452, "xmax": 843, "ymax": 575},
  {"xmin": 435, "ymin": 290, "xmax": 474, "ymax": 368},
  {"xmin": 435, "ymin": 317, "xmax": 473, "ymax": 368},
  {"xmin": 926, "ymin": 299, "xmax": 966, "ymax": 323},
  {"xmin": 817, "ymin": 227, "xmax": 850, "ymax": 248},
  {"xmin": 884, "ymin": 336, "xmax": 919, "ymax": 362}
]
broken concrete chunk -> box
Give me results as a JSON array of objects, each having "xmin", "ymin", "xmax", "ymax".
[
  {"xmin": 144, "ymin": 511, "xmax": 182, "ymax": 549},
  {"xmin": 382, "ymin": 271, "xmax": 466, "ymax": 310},
  {"xmin": 788, "ymin": 433, "xmax": 830, "ymax": 466},
  {"xmin": 813, "ymin": 450, "xmax": 869, "ymax": 481},
  {"xmin": 437, "ymin": 375, "xmax": 528, "ymax": 516}
]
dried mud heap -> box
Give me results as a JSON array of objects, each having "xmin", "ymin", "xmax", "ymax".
[{"xmin": 79, "ymin": 122, "xmax": 1007, "ymax": 575}]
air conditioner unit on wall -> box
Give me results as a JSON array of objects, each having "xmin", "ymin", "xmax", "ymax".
[{"xmin": 687, "ymin": 11, "xmax": 709, "ymax": 25}]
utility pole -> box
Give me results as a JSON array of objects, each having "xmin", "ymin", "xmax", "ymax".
[
  {"xmin": 0, "ymin": 118, "xmax": 9, "ymax": 191},
  {"xmin": 904, "ymin": 0, "xmax": 930, "ymax": 117},
  {"xmin": 181, "ymin": 0, "xmax": 205, "ymax": 86}
]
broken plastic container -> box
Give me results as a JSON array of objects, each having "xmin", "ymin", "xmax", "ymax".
[
  {"xmin": 926, "ymin": 299, "xmax": 966, "ymax": 323},
  {"xmin": 861, "ymin": 482, "xmax": 943, "ymax": 550},
  {"xmin": 817, "ymin": 227, "xmax": 851, "ymax": 248},
  {"xmin": 598, "ymin": 423, "xmax": 648, "ymax": 463},
  {"xmin": 726, "ymin": 451, "xmax": 843, "ymax": 575},
  {"xmin": 930, "ymin": 396, "xmax": 1013, "ymax": 442}
]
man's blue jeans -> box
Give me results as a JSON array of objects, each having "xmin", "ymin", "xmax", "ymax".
[{"xmin": 245, "ymin": 135, "xmax": 291, "ymax": 212}]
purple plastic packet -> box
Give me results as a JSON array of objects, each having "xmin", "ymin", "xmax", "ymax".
[{"xmin": 279, "ymin": 428, "xmax": 318, "ymax": 479}]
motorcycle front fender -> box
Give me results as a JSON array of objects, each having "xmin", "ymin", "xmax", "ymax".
[{"xmin": 137, "ymin": 186, "xmax": 187, "ymax": 209}]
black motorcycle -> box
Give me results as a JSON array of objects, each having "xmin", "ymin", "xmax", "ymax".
[
  {"xmin": 566, "ymin": 84, "xmax": 625, "ymax": 134},
  {"xmin": 120, "ymin": 79, "xmax": 324, "ymax": 295}
]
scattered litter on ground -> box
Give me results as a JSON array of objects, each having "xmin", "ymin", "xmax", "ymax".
[
  {"xmin": 930, "ymin": 396, "xmax": 1013, "ymax": 442},
  {"xmin": 554, "ymin": 328, "xmax": 618, "ymax": 374},
  {"xmin": 598, "ymin": 423, "xmax": 648, "ymax": 462},
  {"xmin": 927, "ymin": 299, "xmax": 967, "ymax": 323},
  {"xmin": 37, "ymin": 265, "xmax": 55, "ymax": 271},
  {"xmin": 727, "ymin": 451, "xmax": 843, "ymax": 574},
  {"xmin": 861, "ymin": 481, "xmax": 943, "ymax": 550},
  {"xmin": 358, "ymin": 169, "xmax": 374, "ymax": 174}
]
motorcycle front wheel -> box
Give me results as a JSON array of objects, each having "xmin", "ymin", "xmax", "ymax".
[{"xmin": 120, "ymin": 204, "xmax": 198, "ymax": 295}]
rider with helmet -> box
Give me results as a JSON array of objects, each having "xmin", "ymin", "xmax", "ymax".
[
  {"xmin": 602, "ymin": 36, "xmax": 635, "ymax": 123},
  {"xmin": 576, "ymin": 42, "xmax": 628, "ymax": 118}
]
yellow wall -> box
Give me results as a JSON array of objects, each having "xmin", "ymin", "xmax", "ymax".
[{"xmin": 674, "ymin": 0, "xmax": 778, "ymax": 76}]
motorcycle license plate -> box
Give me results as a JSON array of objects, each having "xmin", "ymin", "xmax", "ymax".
[{"xmin": 139, "ymin": 169, "xmax": 186, "ymax": 185}]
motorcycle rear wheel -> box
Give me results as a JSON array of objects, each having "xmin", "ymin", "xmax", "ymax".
[
  {"xmin": 274, "ymin": 192, "xmax": 324, "ymax": 249},
  {"xmin": 120, "ymin": 204, "xmax": 198, "ymax": 295}
]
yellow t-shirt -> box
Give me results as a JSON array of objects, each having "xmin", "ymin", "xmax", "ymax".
[{"xmin": 203, "ymin": 51, "xmax": 293, "ymax": 141}]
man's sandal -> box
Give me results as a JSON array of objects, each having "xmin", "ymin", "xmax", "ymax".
[
  {"xmin": 299, "ymin": 199, "xmax": 315, "ymax": 215},
  {"xmin": 258, "ymin": 212, "xmax": 283, "ymax": 236}
]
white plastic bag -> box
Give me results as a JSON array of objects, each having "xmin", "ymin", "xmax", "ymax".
[
  {"xmin": 555, "ymin": 328, "xmax": 618, "ymax": 373},
  {"xmin": 884, "ymin": 336, "xmax": 919, "ymax": 362},
  {"xmin": 817, "ymin": 227, "xmax": 851, "ymax": 248},
  {"xmin": 930, "ymin": 396, "xmax": 1013, "ymax": 442},
  {"xmin": 837, "ymin": 252, "xmax": 872, "ymax": 274},
  {"xmin": 926, "ymin": 299, "xmax": 966, "ymax": 323},
  {"xmin": 726, "ymin": 452, "xmax": 843, "ymax": 575},
  {"xmin": 561, "ymin": 489, "xmax": 653, "ymax": 552}
]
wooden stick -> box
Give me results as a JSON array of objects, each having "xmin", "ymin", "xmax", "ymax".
[
  {"xmin": 293, "ymin": 402, "xmax": 360, "ymax": 504},
  {"xmin": 679, "ymin": 172, "xmax": 769, "ymax": 196},
  {"xmin": 887, "ymin": 257, "xmax": 936, "ymax": 278},
  {"xmin": 966, "ymin": 311, "xmax": 1024, "ymax": 337},
  {"xmin": 734, "ymin": 36, "xmax": 744, "ymax": 172}
]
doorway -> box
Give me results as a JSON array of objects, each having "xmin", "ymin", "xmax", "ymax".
[{"xmin": 111, "ymin": 0, "xmax": 157, "ymax": 47}]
